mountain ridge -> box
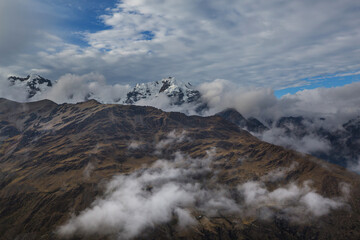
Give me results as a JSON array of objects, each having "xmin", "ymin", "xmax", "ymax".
[{"xmin": 1, "ymin": 98, "xmax": 360, "ymax": 239}]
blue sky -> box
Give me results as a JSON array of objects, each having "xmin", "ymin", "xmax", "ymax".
[
  {"xmin": 41, "ymin": 0, "xmax": 117, "ymax": 45},
  {"xmin": 1, "ymin": 0, "xmax": 360, "ymax": 96},
  {"xmin": 275, "ymin": 72, "xmax": 360, "ymax": 98}
]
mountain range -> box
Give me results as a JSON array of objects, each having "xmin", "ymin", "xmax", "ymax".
[
  {"xmin": 1, "ymin": 98, "xmax": 360, "ymax": 239},
  {"xmin": 5, "ymin": 74, "xmax": 360, "ymax": 170},
  {"xmin": 7, "ymin": 74, "xmax": 203, "ymax": 108}
]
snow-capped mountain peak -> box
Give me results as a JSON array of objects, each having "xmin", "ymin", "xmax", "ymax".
[
  {"xmin": 5, "ymin": 75, "xmax": 203, "ymax": 108},
  {"xmin": 124, "ymin": 77, "xmax": 201, "ymax": 105},
  {"xmin": 8, "ymin": 74, "xmax": 53, "ymax": 98}
]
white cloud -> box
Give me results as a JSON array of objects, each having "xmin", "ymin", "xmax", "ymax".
[
  {"xmin": 199, "ymin": 79, "xmax": 360, "ymax": 126},
  {"xmin": 57, "ymin": 150, "xmax": 240, "ymax": 239},
  {"xmin": 83, "ymin": 162, "xmax": 95, "ymax": 179},
  {"xmin": 0, "ymin": 74, "xmax": 29, "ymax": 102},
  {"xmin": 155, "ymin": 130, "xmax": 189, "ymax": 155},
  {"xmin": 261, "ymin": 162, "xmax": 299, "ymax": 182},
  {"xmin": 198, "ymin": 79, "xmax": 277, "ymax": 117},
  {"xmin": 276, "ymin": 82, "xmax": 360, "ymax": 125},
  {"xmin": 239, "ymin": 180, "xmax": 346, "ymax": 221},
  {"xmin": 127, "ymin": 141, "xmax": 144, "ymax": 150},
  {"xmin": 259, "ymin": 128, "xmax": 331, "ymax": 154},
  {"xmin": 30, "ymin": 73, "xmax": 131, "ymax": 104},
  {"xmin": 57, "ymin": 149, "xmax": 349, "ymax": 239}
]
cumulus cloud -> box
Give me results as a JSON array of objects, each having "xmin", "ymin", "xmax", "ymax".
[
  {"xmin": 0, "ymin": 75, "xmax": 29, "ymax": 102},
  {"xmin": 274, "ymin": 82, "xmax": 360, "ymax": 126},
  {"xmin": 198, "ymin": 79, "xmax": 277, "ymax": 117},
  {"xmin": 199, "ymin": 79, "xmax": 360, "ymax": 124},
  {"xmin": 29, "ymin": 73, "xmax": 130, "ymax": 104},
  {"xmin": 58, "ymin": 149, "xmax": 349, "ymax": 239}
]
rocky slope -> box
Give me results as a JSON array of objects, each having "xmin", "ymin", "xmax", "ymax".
[
  {"xmin": 1, "ymin": 98, "xmax": 360, "ymax": 239},
  {"xmin": 216, "ymin": 108, "xmax": 269, "ymax": 133},
  {"xmin": 217, "ymin": 108, "xmax": 360, "ymax": 168}
]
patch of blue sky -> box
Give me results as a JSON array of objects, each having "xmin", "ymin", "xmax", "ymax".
[
  {"xmin": 41, "ymin": 0, "xmax": 118, "ymax": 46},
  {"xmin": 139, "ymin": 31, "xmax": 155, "ymax": 41},
  {"xmin": 275, "ymin": 71, "xmax": 360, "ymax": 98}
]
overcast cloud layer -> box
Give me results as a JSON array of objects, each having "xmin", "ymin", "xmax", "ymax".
[{"xmin": 1, "ymin": 0, "xmax": 360, "ymax": 88}]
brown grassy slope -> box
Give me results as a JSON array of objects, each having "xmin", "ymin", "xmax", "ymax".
[{"xmin": 0, "ymin": 98, "xmax": 360, "ymax": 239}]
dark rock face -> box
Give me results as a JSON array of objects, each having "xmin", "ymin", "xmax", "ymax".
[
  {"xmin": 159, "ymin": 80, "xmax": 171, "ymax": 93},
  {"xmin": 216, "ymin": 108, "xmax": 268, "ymax": 133},
  {"xmin": 216, "ymin": 108, "xmax": 247, "ymax": 127},
  {"xmin": 323, "ymin": 117, "xmax": 360, "ymax": 166},
  {"xmin": 343, "ymin": 116, "xmax": 360, "ymax": 138},
  {"xmin": 247, "ymin": 117, "xmax": 269, "ymax": 133},
  {"xmin": 0, "ymin": 126, "xmax": 20, "ymax": 138}
]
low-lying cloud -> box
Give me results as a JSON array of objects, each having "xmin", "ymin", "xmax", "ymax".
[
  {"xmin": 127, "ymin": 141, "xmax": 145, "ymax": 151},
  {"xmin": 239, "ymin": 181, "xmax": 346, "ymax": 222},
  {"xmin": 58, "ymin": 148, "xmax": 349, "ymax": 239},
  {"xmin": 258, "ymin": 128, "xmax": 331, "ymax": 154},
  {"xmin": 347, "ymin": 157, "xmax": 360, "ymax": 175},
  {"xmin": 155, "ymin": 130, "xmax": 189, "ymax": 154},
  {"xmin": 57, "ymin": 149, "xmax": 239, "ymax": 239},
  {"xmin": 260, "ymin": 162, "xmax": 299, "ymax": 183},
  {"xmin": 39, "ymin": 73, "xmax": 131, "ymax": 104}
]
